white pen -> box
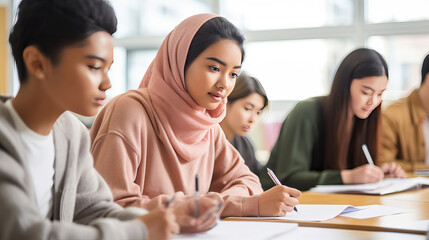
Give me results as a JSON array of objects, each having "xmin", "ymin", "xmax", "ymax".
[
  {"xmin": 362, "ymin": 144, "xmax": 374, "ymax": 165},
  {"xmin": 267, "ymin": 168, "xmax": 298, "ymax": 213}
]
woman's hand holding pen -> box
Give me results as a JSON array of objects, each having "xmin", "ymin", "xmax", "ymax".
[
  {"xmin": 173, "ymin": 194, "xmax": 224, "ymax": 233},
  {"xmin": 341, "ymin": 164, "xmax": 384, "ymax": 184},
  {"xmin": 258, "ymin": 185, "xmax": 301, "ymax": 217},
  {"xmin": 380, "ymin": 162, "xmax": 407, "ymax": 178}
]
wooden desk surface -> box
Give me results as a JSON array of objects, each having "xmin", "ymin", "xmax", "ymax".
[
  {"xmin": 296, "ymin": 188, "xmax": 429, "ymax": 234},
  {"xmin": 226, "ymin": 187, "xmax": 429, "ymax": 235}
]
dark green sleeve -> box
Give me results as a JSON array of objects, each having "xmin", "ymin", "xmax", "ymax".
[{"xmin": 260, "ymin": 99, "xmax": 343, "ymax": 191}]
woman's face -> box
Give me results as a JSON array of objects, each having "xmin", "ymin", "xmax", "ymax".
[
  {"xmin": 185, "ymin": 39, "xmax": 242, "ymax": 110},
  {"xmin": 223, "ymin": 93, "xmax": 265, "ymax": 136},
  {"xmin": 349, "ymin": 75, "xmax": 388, "ymax": 119}
]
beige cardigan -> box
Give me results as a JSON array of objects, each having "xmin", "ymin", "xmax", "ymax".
[{"xmin": 90, "ymin": 89, "xmax": 263, "ymax": 217}]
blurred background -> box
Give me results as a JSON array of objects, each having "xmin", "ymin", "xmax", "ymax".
[{"xmin": 1, "ymin": 0, "xmax": 429, "ymax": 163}]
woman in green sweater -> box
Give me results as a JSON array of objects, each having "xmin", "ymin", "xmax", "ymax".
[{"xmin": 261, "ymin": 48, "xmax": 406, "ymax": 191}]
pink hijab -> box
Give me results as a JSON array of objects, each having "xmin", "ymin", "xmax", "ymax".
[{"xmin": 139, "ymin": 14, "xmax": 230, "ymax": 161}]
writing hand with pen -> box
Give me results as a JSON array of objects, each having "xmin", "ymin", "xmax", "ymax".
[
  {"xmin": 341, "ymin": 144, "xmax": 407, "ymax": 184},
  {"xmin": 161, "ymin": 175, "xmax": 223, "ymax": 234},
  {"xmin": 138, "ymin": 201, "xmax": 179, "ymax": 240},
  {"xmin": 171, "ymin": 192, "xmax": 224, "ymax": 233},
  {"xmin": 258, "ymin": 168, "xmax": 302, "ymax": 217}
]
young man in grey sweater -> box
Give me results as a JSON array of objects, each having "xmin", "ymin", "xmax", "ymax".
[{"xmin": 0, "ymin": 0, "xmax": 181, "ymax": 239}]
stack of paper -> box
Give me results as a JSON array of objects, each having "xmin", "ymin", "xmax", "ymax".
[{"xmin": 310, "ymin": 177, "xmax": 429, "ymax": 195}]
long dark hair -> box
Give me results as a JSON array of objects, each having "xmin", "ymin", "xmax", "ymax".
[
  {"xmin": 184, "ymin": 17, "xmax": 245, "ymax": 72},
  {"xmin": 227, "ymin": 72, "xmax": 268, "ymax": 110},
  {"xmin": 421, "ymin": 53, "xmax": 429, "ymax": 84},
  {"xmin": 323, "ymin": 48, "xmax": 388, "ymax": 170}
]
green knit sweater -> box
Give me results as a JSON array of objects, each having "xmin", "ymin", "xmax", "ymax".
[{"xmin": 260, "ymin": 97, "xmax": 343, "ymax": 191}]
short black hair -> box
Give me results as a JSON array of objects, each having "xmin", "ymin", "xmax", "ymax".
[
  {"xmin": 421, "ymin": 53, "xmax": 429, "ymax": 84},
  {"xmin": 184, "ymin": 17, "xmax": 245, "ymax": 73},
  {"xmin": 9, "ymin": 0, "xmax": 117, "ymax": 84}
]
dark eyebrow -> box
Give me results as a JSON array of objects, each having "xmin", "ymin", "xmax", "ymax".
[
  {"xmin": 206, "ymin": 57, "xmax": 241, "ymax": 69},
  {"xmin": 362, "ymin": 85, "xmax": 386, "ymax": 92},
  {"xmin": 85, "ymin": 55, "xmax": 106, "ymax": 63},
  {"xmin": 245, "ymin": 102, "xmax": 255, "ymax": 108}
]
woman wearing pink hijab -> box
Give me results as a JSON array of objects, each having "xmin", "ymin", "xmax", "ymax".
[{"xmin": 90, "ymin": 14, "xmax": 301, "ymax": 227}]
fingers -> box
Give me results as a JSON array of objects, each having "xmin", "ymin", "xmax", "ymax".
[
  {"xmin": 276, "ymin": 186, "xmax": 299, "ymax": 214},
  {"xmin": 175, "ymin": 195, "xmax": 223, "ymax": 233},
  {"xmin": 139, "ymin": 207, "xmax": 179, "ymax": 240},
  {"xmin": 284, "ymin": 186, "xmax": 302, "ymax": 198},
  {"xmin": 179, "ymin": 204, "xmax": 220, "ymax": 233},
  {"xmin": 197, "ymin": 197, "xmax": 219, "ymax": 217},
  {"xmin": 160, "ymin": 194, "xmax": 172, "ymax": 207},
  {"xmin": 396, "ymin": 167, "xmax": 407, "ymax": 178},
  {"xmin": 196, "ymin": 212, "xmax": 218, "ymax": 231},
  {"xmin": 258, "ymin": 185, "xmax": 300, "ymax": 217},
  {"xmin": 382, "ymin": 163, "xmax": 394, "ymax": 176},
  {"xmin": 205, "ymin": 192, "xmax": 223, "ymax": 203},
  {"xmin": 176, "ymin": 214, "xmax": 197, "ymax": 227},
  {"xmin": 164, "ymin": 208, "xmax": 179, "ymax": 235},
  {"xmin": 359, "ymin": 165, "xmax": 384, "ymax": 183},
  {"xmin": 369, "ymin": 167, "xmax": 384, "ymax": 183},
  {"xmin": 200, "ymin": 202, "xmax": 223, "ymax": 222},
  {"xmin": 167, "ymin": 210, "xmax": 180, "ymax": 235},
  {"xmin": 383, "ymin": 163, "xmax": 407, "ymax": 178}
]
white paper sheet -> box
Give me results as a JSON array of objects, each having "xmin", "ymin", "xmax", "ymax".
[
  {"xmin": 171, "ymin": 221, "xmax": 298, "ymax": 240},
  {"xmin": 310, "ymin": 177, "xmax": 429, "ymax": 195},
  {"xmin": 390, "ymin": 220, "xmax": 429, "ymax": 231},
  {"xmin": 227, "ymin": 204, "xmax": 363, "ymax": 222},
  {"xmin": 339, "ymin": 205, "xmax": 412, "ymax": 219}
]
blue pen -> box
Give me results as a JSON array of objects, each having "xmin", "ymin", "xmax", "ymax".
[{"xmin": 267, "ymin": 168, "xmax": 298, "ymax": 213}]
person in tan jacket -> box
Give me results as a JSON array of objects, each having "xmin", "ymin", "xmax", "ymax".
[{"xmin": 379, "ymin": 54, "xmax": 429, "ymax": 171}]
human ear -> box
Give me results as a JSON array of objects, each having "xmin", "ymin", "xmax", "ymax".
[{"xmin": 22, "ymin": 45, "xmax": 49, "ymax": 80}]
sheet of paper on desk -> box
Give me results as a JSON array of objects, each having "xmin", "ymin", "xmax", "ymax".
[
  {"xmin": 414, "ymin": 169, "xmax": 429, "ymax": 176},
  {"xmin": 339, "ymin": 205, "xmax": 412, "ymax": 219},
  {"xmin": 391, "ymin": 220, "xmax": 429, "ymax": 231},
  {"xmin": 227, "ymin": 204, "xmax": 364, "ymax": 222},
  {"xmin": 310, "ymin": 177, "xmax": 429, "ymax": 195},
  {"xmin": 171, "ymin": 221, "xmax": 298, "ymax": 240}
]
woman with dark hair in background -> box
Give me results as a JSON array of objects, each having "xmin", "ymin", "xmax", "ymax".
[
  {"xmin": 261, "ymin": 48, "xmax": 406, "ymax": 191},
  {"xmin": 220, "ymin": 72, "xmax": 268, "ymax": 175},
  {"xmin": 90, "ymin": 14, "xmax": 301, "ymax": 224}
]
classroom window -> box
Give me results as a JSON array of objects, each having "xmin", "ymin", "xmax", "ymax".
[
  {"xmin": 220, "ymin": 0, "xmax": 354, "ymax": 30},
  {"xmin": 107, "ymin": 47, "xmax": 127, "ymax": 99},
  {"xmin": 126, "ymin": 50, "xmax": 158, "ymax": 90},
  {"xmin": 368, "ymin": 34, "xmax": 429, "ymax": 99},
  {"xmin": 243, "ymin": 39, "xmax": 354, "ymax": 101},
  {"xmin": 365, "ymin": 0, "xmax": 429, "ymax": 23},
  {"xmin": 110, "ymin": 0, "xmax": 212, "ymax": 38}
]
